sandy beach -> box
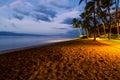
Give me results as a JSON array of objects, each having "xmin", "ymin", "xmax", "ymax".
[{"xmin": 0, "ymin": 39, "xmax": 120, "ymax": 80}]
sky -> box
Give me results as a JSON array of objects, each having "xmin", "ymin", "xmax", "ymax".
[{"xmin": 0, "ymin": 0, "xmax": 84, "ymax": 35}]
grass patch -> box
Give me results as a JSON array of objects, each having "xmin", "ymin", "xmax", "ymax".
[
  {"xmin": 108, "ymin": 39, "xmax": 120, "ymax": 44},
  {"xmin": 100, "ymin": 38, "xmax": 120, "ymax": 44},
  {"xmin": 79, "ymin": 35, "xmax": 88, "ymax": 39}
]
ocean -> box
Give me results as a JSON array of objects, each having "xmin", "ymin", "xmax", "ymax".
[{"xmin": 0, "ymin": 36, "xmax": 76, "ymax": 52}]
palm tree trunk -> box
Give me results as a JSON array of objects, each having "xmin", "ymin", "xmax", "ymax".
[
  {"xmin": 93, "ymin": 2, "xmax": 96, "ymax": 41},
  {"xmin": 97, "ymin": 0, "xmax": 107, "ymax": 37},
  {"xmin": 93, "ymin": 28, "xmax": 96, "ymax": 41},
  {"xmin": 97, "ymin": 26, "xmax": 100, "ymax": 37},
  {"xmin": 116, "ymin": 0, "xmax": 119, "ymax": 38},
  {"xmin": 86, "ymin": 28, "xmax": 89, "ymax": 38},
  {"xmin": 101, "ymin": 18, "xmax": 106, "ymax": 37},
  {"xmin": 108, "ymin": 7, "xmax": 111, "ymax": 40},
  {"xmin": 108, "ymin": 25, "xmax": 111, "ymax": 40},
  {"xmin": 117, "ymin": 22, "xmax": 119, "ymax": 38}
]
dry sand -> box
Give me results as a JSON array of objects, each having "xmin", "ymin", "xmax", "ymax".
[{"xmin": 0, "ymin": 39, "xmax": 120, "ymax": 80}]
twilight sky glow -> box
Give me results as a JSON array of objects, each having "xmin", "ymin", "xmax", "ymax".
[{"xmin": 0, "ymin": 0, "xmax": 84, "ymax": 35}]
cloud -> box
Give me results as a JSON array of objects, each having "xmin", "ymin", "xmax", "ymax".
[
  {"xmin": 54, "ymin": 27, "xmax": 68, "ymax": 30},
  {"xmin": 13, "ymin": 8, "xmax": 30, "ymax": 16},
  {"xmin": 31, "ymin": 13, "xmax": 50, "ymax": 22},
  {"xmin": 34, "ymin": 5, "xmax": 56, "ymax": 18},
  {"xmin": 0, "ymin": 0, "xmax": 80, "ymax": 23},
  {"xmin": 0, "ymin": 19, "xmax": 70, "ymax": 35},
  {"xmin": 64, "ymin": 29, "xmax": 79, "ymax": 38},
  {"xmin": 61, "ymin": 18, "xmax": 73, "ymax": 25},
  {"xmin": 39, "ymin": 0, "xmax": 73, "ymax": 9},
  {"xmin": 13, "ymin": 14, "xmax": 24, "ymax": 20},
  {"xmin": 0, "ymin": 0, "xmax": 81, "ymax": 34},
  {"xmin": 49, "ymin": 0, "xmax": 72, "ymax": 9},
  {"xmin": 7, "ymin": 1, "xmax": 57, "ymax": 22},
  {"xmin": 53, "ymin": 10, "xmax": 80, "ymax": 23},
  {"xmin": 57, "ymin": 29, "xmax": 79, "ymax": 38},
  {"xmin": 7, "ymin": 0, "xmax": 34, "ymax": 16}
]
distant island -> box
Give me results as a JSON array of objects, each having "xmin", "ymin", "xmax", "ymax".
[
  {"xmin": 0, "ymin": 31, "xmax": 79, "ymax": 38},
  {"xmin": 0, "ymin": 31, "xmax": 52, "ymax": 37}
]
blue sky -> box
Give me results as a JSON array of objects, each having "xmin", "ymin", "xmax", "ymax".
[{"xmin": 0, "ymin": 0, "xmax": 84, "ymax": 35}]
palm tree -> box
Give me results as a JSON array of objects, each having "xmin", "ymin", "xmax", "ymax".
[
  {"xmin": 79, "ymin": 0, "xmax": 117, "ymax": 40},
  {"xmin": 84, "ymin": 1, "xmax": 97, "ymax": 40},
  {"xmin": 101, "ymin": 0, "xmax": 115, "ymax": 40},
  {"xmin": 72, "ymin": 18, "xmax": 81, "ymax": 37},
  {"xmin": 80, "ymin": 13, "xmax": 91, "ymax": 38},
  {"xmin": 96, "ymin": 0, "xmax": 107, "ymax": 37},
  {"xmin": 82, "ymin": 18, "xmax": 91, "ymax": 38},
  {"xmin": 96, "ymin": 0, "xmax": 115, "ymax": 39},
  {"xmin": 80, "ymin": 0, "xmax": 102, "ymax": 40}
]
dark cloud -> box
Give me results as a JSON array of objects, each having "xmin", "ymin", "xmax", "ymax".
[
  {"xmin": 32, "ymin": 13, "xmax": 50, "ymax": 22},
  {"xmin": 55, "ymin": 27, "xmax": 68, "ymax": 30},
  {"xmin": 64, "ymin": 29, "xmax": 79, "ymax": 38},
  {"xmin": 34, "ymin": 5, "xmax": 56, "ymax": 18},
  {"xmin": 57, "ymin": 29, "xmax": 79, "ymax": 38},
  {"xmin": 62, "ymin": 29, "xmax": 86, "ymax": 38},
  {"xmin": 13, "ymin": 8, "xmax": 30, "ymax": 16},
  {"xmin": 49, "ymin": 1, "xmax": 72, "ymax": 9},
  {"xmin": 12, "ymin": 5, "xmax": 56, "ymax": 22},
  {"xmin": 61, "ymin": 18, "xmax": 73, "ymax": 25},
  {"xmin": 13, "ymin": 14, "xmax": 24, "ymax": 20}
]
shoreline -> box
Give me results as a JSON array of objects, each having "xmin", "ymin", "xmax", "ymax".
[{"xmin": 0, "ymin": 38, "xmax": 77, "ymax": 54}]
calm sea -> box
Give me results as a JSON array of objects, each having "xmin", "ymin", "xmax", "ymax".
[{"xmin": 0, "ymin": 36, "xmax": 76, "ymax": 52}]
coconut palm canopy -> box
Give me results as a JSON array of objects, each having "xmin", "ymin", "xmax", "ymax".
[{"xmin": 72, "ymin": 0, "xmax": 120, "ymax": 40}]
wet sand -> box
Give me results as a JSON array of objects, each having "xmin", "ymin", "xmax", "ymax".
[{"xmin": 0, "ymin": 39, "xmax": 120, "ymax": 80}]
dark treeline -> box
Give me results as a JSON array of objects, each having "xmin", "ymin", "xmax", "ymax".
[{"xmin": 72, "ymin": 0, "xmax": 120, "ymax": 40}]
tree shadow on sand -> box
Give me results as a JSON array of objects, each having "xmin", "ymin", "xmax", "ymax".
[{"xmin": 53, "ymin": 39, "xmax": 110, "ymax": 46}]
